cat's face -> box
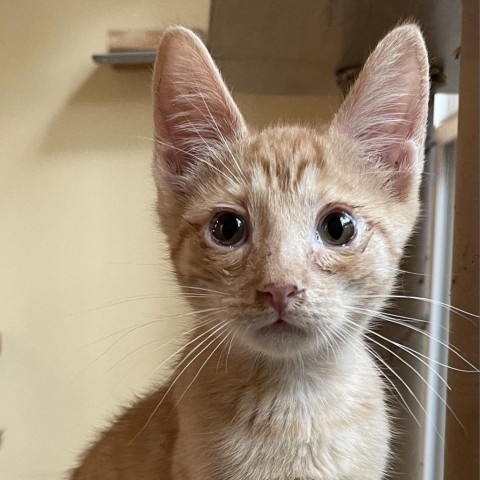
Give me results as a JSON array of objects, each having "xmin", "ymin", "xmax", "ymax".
[{"xmin": 152, "ymin": 26, "xmax": 429, "ymax": 359}]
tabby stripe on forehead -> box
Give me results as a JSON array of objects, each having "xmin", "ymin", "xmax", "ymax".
[
  {"xmin": 293, "ymin": 158, "xmax": 309, "ymax": 186},
  {"xmin": 277, "ymin": 161, "xmax": 291, "ymax": 192},
  {"xmin": 258, "ymin": 157, "xmax": 272, "ymax": 181}
]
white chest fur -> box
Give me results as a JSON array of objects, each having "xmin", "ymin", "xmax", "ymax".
[{"xmin": 172, "ymin": 353, "xmax": 389, "ymax": 480}]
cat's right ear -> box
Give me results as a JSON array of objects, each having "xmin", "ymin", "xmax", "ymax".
[{"xmin": 152, "ymin": 27, "xmax": 246, "ymax": 190}]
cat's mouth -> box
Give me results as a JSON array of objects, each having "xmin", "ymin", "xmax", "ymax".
[{"xmin": 256, "ymin": 318, "xmax": 306, "ymax": 337}]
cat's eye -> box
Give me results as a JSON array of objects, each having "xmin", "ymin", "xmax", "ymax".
[
  {"xmin": 317, "ymin": 211, "xmax": 356, "ymax": 246},
  {"xmin": 210, "ymin": 212, "xmax": 247, "ymax": 247}
]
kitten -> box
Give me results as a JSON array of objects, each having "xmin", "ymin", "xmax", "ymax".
[{"xmin": 71, "ymin": 24, "xmax": 429, "ymax": 480}]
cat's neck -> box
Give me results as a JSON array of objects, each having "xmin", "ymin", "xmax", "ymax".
[{"xmin": 168, "ymin": 324, "xmax": 383, "ymax": 480}]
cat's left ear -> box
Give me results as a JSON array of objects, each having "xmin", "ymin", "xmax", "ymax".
[
  {"xmin": 330, "ymin": 24, "xmax": 430, "ymax": 198},
  {"xmin": 152, "ymin": 27, "xmax": 246, "ymax": 190}
]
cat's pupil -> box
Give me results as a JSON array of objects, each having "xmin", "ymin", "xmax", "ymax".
[
  {"xmin": 211, "ymin": 213, "xmax": 246, "ymax": 247},
  {"xmin": 319, "ymin": 211, "xmax": 355, "ymax": 246},
  {"xmin": 222, "ymin": 215, "xmax": 239, "ymax": 239},
  {"xmin": 327, "ymin": 215, "xmax": 344, "ymax": 240}
]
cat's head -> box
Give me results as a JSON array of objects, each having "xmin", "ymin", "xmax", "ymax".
[{"xmin": 152, "ymin": 25, "xmax": 429, "ymax": 360}]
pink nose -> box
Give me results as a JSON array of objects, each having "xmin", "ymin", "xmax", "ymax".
[{"xmin": 257, "ymin": 285, "xmax": 303, "ymax": 314}]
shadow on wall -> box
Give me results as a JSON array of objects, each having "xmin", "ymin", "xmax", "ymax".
[
  {"xmin": 39, "ymin": 63, "xmax": 343, "ymax": 163},
  {"xmin": 41, "ymin": 67, "xmax": 155, "ymax": 156}
]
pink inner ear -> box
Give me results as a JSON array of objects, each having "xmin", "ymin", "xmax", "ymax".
[
  {"xmin": 331, "ymin": 25, "xmax": 430, "ymax": 197},
  {"xmin": 152, "ymin": 28, "xmax": 245, "ymax": 186},
  {"xmin": 384, "ymin": 140, "xmax": 418, "ymax": 195}
]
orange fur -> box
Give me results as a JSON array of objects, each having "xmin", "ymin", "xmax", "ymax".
[{"xmin": 71, "ymin": 23, "xmax": 429, "ymax": 480}]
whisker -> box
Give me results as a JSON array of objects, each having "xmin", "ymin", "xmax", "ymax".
[
  {"xmin": 109, "ymin": 321, "xmax": 221, "ymax": 392},
  {"xmin": 77, "ymin": 319, "xmax": 169, "ymax": 351},
  {"xmin": 102, "ymin": 261, "xmax": 164, "ymax": 266},
  {"xmin": 147, "ymin": 320, "xmax": 228, "ymax": 379},
  {"xmin": 72, "ymin": 294, "xmax": 174, "ymax": 315},
  {"xmin": 73, "ymin": 306, "xmax": 228, "ymax": 382},
  {"xmin": 78, "ymin": 303, "xmax": 220, "ymax": 351},
  {"xmin": 360, "ymin": 324, "xmax": 465, "ymax": 436},
  {"xmin": 147, "ymin": 306, "xmax": 230, "ymax": 320},
  {"xmin": 225, "ymin": 325, "xmax": 241, "ymax": 375},
  {"xmin": 72, "ymin": 293, "xmax": 220, "ymax": 317},
  {"xmin": 363, "ymin": 343, "xmax": 421, "ymax": 426},
  {"xmin": 346, "ymin": 306, "xmax": 478, "ymax": 371},
  {"xmin": 173, "ymin": 331, "xmax": 230, "ymax": 410},
  {"xmin": 360, "ymin": 328, "xmax": 432, "ymax": 429},
  {"xmin": 353, "ymin": 294, "xmax": 479, "ymax": 320},
  {"xmin": 176, "ymin": 285, "xmax": 227, "ymax": 296},
  {"xmin": 129, "ymin": 322, "xmax": 229, "ymax": 444},
  {"xmin": 107, "ymin": 314, "xmax": 221, "ymax": 373},
  {"xmin": 365, "ymin": 327, "xmax": 451, "ymax": 391},
  {"xmin": 248, "ymin": 352, "xmax": 262, "ymax": 380}
]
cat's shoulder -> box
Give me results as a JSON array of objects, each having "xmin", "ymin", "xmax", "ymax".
[{"xmin": 69, "ymin": 384, "xmax": 177, "ymax": 479}]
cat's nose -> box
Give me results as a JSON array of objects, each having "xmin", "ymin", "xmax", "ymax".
[{"xmin": 257, "ymin": 285, "xmax": 304, "ymax": 314}]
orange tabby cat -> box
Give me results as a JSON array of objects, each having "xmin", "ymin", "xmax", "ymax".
[{"xmin": 71, "ymin": 23, "xmax": 429, "ymax": 480}]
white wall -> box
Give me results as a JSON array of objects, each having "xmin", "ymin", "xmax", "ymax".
[{"xmin": 0, "ymin": 2, "xmax": 339, "ymax": 478}]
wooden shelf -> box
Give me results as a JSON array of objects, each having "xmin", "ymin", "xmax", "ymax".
[
  {"xmin": 92, "ymin": 51, "xmax": 156, "ymax": 66},
  {"xmin": 92, "ymin": 29, "xmax": 206, "ymax": 68}
]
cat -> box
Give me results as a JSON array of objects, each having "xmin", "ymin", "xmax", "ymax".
[{"xmin": 70, "ymin": 23, "xmax": 429, "ymax": 480}]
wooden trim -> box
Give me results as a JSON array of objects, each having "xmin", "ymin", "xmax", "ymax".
[{"xmin": 444, "ymin": 0, "xmax": 479, "ymax": 477}]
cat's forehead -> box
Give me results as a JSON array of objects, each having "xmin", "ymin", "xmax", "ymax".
[
  {"xmin": 232, "ymin": 126, "xmax": 328, "ymax": 195},
  {"xmin": 185, "ymin": 125, "xmax": 379, "ymax": 221},
  {"xmin": 242, "ymin": 126, "xmax": 325, "ymax": 175},
  {"xmin": 234, "ymin": 125, "xmax": 362, "ymax": 202}
]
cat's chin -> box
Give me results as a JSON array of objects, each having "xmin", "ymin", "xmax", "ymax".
[
  {"xmin": 244, "ymin": 319, "xmax": 318, "ymax": 358},
  {"xmin": 257, "ymin": 318, "xmax": 306, "ymax": 337}
]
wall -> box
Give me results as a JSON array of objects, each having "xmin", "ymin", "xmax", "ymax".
[{"xmin": 0, "ymin": 2, "xmax": 339, "ymax": 478}]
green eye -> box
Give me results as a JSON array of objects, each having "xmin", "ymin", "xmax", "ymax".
[
  {"xmin": 318, "ymin": 211, "xmax": 356, "ymax": 246},
  {"xmin": 210, "ymin": 212, "xmax": 247, "ymax": 247}
]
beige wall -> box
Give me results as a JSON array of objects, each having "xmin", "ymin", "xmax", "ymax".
[{"xmin": 0, "ymin": 2, "xmax": 339, "ymax": 478}]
